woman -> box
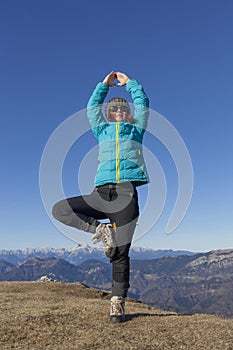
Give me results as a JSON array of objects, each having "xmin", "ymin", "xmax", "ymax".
[{"xmin": 52, "ymin": 71, "xmax": 149, "ymax": 322}]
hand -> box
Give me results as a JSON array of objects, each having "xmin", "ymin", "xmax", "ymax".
[
  {"xmin": 116, "ymin": 72, "xmax": 131, "ymax": 86},
  {"xmin": 102, "ymin": 71, "xmax": 117, "ymax": 87}
]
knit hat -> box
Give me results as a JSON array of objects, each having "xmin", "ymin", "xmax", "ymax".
[{"xmin": 105, "ymin": 97, "xmax": 131, "ymax": 118}]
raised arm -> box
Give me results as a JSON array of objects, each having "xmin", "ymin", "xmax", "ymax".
[
  {"xmin": 87, "ymin": 72, "xmax": 118, "ymax": 135},
  {"xmin": 116, "ymin": 72, "xmax": 149, "ymax": 131}
]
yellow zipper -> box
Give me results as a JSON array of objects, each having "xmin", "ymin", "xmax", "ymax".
[{"xmin": 116, "ymin": 123, "xmax": 120, "ymax": 183}]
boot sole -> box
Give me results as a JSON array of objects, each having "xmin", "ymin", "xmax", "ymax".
[{"xmin": 110, "ymin": 315, "xmax": 125, "ymax": 323}]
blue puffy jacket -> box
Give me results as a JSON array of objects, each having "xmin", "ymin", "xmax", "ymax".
[{"xmin": 87, "ymin": 79, "xmax": 149, "ymax": 187}]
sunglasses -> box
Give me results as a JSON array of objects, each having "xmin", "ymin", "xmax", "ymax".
[{"xmin": 109, "ymin": 105, "xmax": 129, "ymax": 113}]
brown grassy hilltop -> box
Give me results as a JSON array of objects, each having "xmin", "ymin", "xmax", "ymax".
[{"xmin": 0, "ymin": 282, "xmax": 233, "ymax": 350}]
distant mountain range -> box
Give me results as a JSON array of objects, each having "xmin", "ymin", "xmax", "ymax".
[
  {"xmin": 0, "ymin": 244, "xmax": 195, "ymax": 266},
  {"xmin": 0, "ymin": 246, "xmax": 232, "ymax": 318}
]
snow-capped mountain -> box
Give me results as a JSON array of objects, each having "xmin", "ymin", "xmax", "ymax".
[{"xmin": 0, "ymin": 244, "xmax": 195, "ymax": 266}]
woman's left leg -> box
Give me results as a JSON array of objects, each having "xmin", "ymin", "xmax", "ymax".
[{"xmin": 52, "ymin": 190, "xmax": 108, "ymax": 233}]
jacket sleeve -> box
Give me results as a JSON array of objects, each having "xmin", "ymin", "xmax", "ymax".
[
  {"xmin": 126, "ymin": 79, "xmax": 149, "ymax": 131},
  {"xmin": 87, "ymin": 82, "xmax": 109, "ymax": 137}
]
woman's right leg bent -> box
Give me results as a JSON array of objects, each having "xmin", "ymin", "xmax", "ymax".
[{"xmin": 52, "ymin": 190, "xmax": 108, "ymax": 234}]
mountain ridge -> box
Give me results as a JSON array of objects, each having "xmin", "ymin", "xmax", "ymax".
[
  {"xmin": 0, "ymin": 248, "xmax": 232, "ymax": 318},
  {"xmin": 0, "ymin": 244, "xmax": 196, "ymax": 266}
]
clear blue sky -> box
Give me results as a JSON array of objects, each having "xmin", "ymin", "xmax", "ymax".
[{"xmin": 0, "ymin": 0, "xmax": 232, "ymax": 251}]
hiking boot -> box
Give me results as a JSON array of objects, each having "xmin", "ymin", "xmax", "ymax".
[
  {"xmin": 110, "ymin": 296, "xmax": 125, "ymax": 323},
  {"xmin": 92, "ymin": 223, "xmax": 116, "ymax": 258}
]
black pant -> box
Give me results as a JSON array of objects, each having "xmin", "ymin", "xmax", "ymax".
[{"xmin": 52, "ymin": 182, "xmax": 139, "ymax": 297}]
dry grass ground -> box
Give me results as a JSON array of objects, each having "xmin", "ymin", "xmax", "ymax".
[{"xmin": 0, "ymin": 282, "xmax": 233, "ymax": 350}]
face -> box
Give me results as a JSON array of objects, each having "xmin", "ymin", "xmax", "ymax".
[{"xmin": 108, "ymin": 105, "xmax": 130, "ymax": 122}]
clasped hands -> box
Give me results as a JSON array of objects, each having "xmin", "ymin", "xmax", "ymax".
[{"xmin": 103, "ymin": 71, "xmax": 130, "ymax": 87}]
